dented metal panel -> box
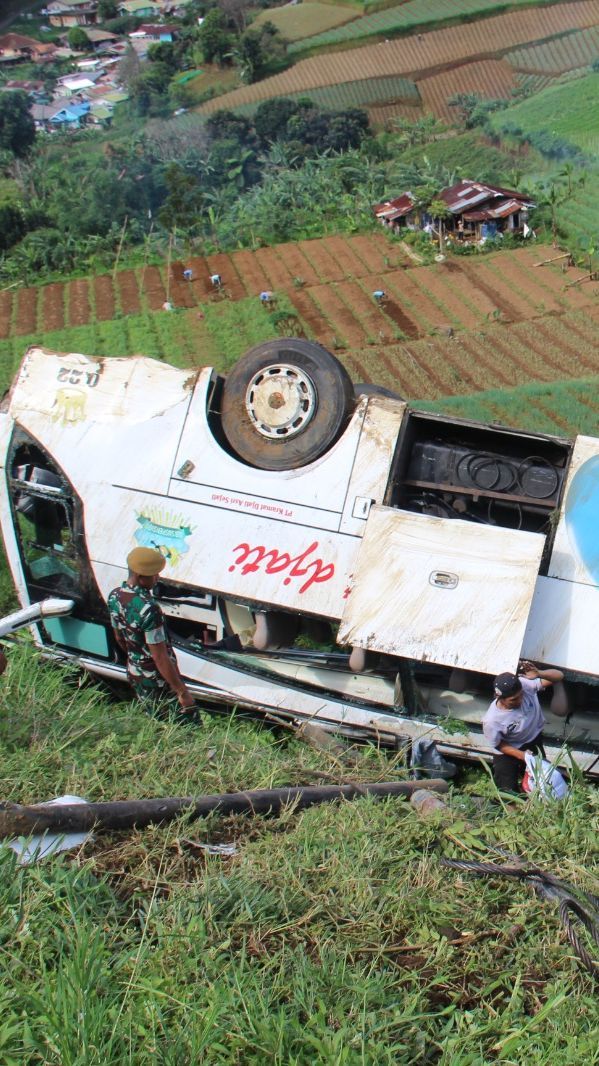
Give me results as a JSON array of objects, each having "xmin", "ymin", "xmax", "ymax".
[
  {"xmin": 548, "ymin": 435, "xmax": 599, "ymax": 587},
  {"xmin": 338, "ymin": 506, "xmax": 545, "ymax": 674}
]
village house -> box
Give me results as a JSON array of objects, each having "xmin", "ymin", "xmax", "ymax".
[
  {"xmin": 44, "ymin": 0, "xmax": 98, "ymax": 28},
  {"xmin": 31, "ymin": 98, "xmax": 91, "ymax": 130},
  {"xmin": 1, "ymin": 80, "xmax": 48, "ymax": 102},
  {"xmin": 374, "ymin": 180, "xmax": 535, "ymax": 243},
  {"xmin": 135, "ymin": 22, "xmax": 181, "ymax": 41},
  {"xmin": 117, "ymin": 0, "xmax": 162, "ymax": 16},
  {"xmin": 0, "ymin": 33, "xmax": 57, "ymax": 64}
]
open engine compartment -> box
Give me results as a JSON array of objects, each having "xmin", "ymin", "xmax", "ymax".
[{"xmin": 388, "ymin": 411, "xmax": 572, "ymax": 566}]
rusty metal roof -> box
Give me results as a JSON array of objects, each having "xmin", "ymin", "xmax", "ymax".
[
  {"xmin": 440, "ymin": 180, "xmax": 535, "ymax": 214},
  {"xmin": 373, "ymin": 193, "xmax": 414, "ymax": 220}
]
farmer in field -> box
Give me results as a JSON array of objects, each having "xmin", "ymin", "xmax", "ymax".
[
  {"xmin": 108, "ymin": 547, "xmax": 197, "ymax": 721},
  {"xmin": 482, "ymin": 661, "xmax": 564, "ymax": 793}
]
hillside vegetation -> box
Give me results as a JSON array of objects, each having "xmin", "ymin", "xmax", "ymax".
[{"xmin": 0, "ymin": 646, "xmax": 598, "ymax": 1064}]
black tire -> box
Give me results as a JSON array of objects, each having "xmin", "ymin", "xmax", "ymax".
[
  {"xmin": 220, "ymin": 338, "xmax": 355, "ymax": 470},
  {"xmin": 354, "ymin": 383, "xmax": 404, "ymax": 402}
]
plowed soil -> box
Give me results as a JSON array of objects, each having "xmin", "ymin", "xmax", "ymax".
[
  {"xmin": 140, "ymin": 266, "xmax": 165, "ymax": 312},
  {"xmin": 184, "ymin": 258, "xmax": 214, "ymax": 299},
  {"xmin": 365, "ymin": 274, "xmax": 420, "ymax": 338},
  {"xmin": 41, "ymin": 283, "xmax": 65, "ymax": 332},
  {"xmin": 169, "ymin": 263, "xmax": 198, "ymax": 309},
  {"xmin": 287, "ymin": 288, "xmax": 331, "ymax": 341},
  {"xmin": 275, "ymin": 243, "xmax": 321, "ymax": 287},
  {"xmin": 67, "ymin": 279, "xmax": 90, "ymax": 328},
  {"xmin": 346, "ymin": 234, "xmax": 395, "ymax": 274},
  {"xmin": 205, "ymin": 253, "xmax": 248, "ymax": 299},
  {"xmin": 337, "ymin": 280, "xmax": 395, "ymax": 342},
  {"xmin": 94, "ymin": 275, "xmax": 115, "ymax": 321},
  {"xmin": 117, "ymin": 270, "xmax": 141, "ymax": 315},
  {"xmin": 321, "ymin": 237, "xmax": 370, "ymax": 279},
  {"xmin": 230, "ymin": 250, "xmax": 271, "ymax": 294},
  {"xmin": 300, "ymin": 239, "xmax": 347, "ymax": 282},
  {"xmin": 417, "ymin": 59, "xmax": 518, "ymax": 122},
  {"xmin": 253, "ymin": 247, "xmax": 296, "ymax": 289},
  {"xmin": 15, "ymin": 288, "xmax": 37, "ymax": 336},
  {"xmin": 310, "ymin": 284, "xmax": 368, "ymax": 347},
  {"xmin": 0, "ymin": 291, "xmax": 13, "ymax": 339}
]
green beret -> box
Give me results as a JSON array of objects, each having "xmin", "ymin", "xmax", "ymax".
[{"xmin": 127, "ymin": 547, "xmax": 166, "ymax": 576}]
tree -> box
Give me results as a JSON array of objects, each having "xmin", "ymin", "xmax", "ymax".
[
  {"xmin": 0, "ymin": 92, "xmax": 35, "ymax": 158},
  {"xmin": 197, "ymin": 11, "xmax": 234, "ymax": 65},
  {"xmin": 67, "ymin": 26, "xmax": 92, "ymax": 51},
  {"xmin": 254, "ymin": 97, "xmax": 300, "ymax": 145},
  {"xmin": 0, "ymin": 201, "xmax": 26, "ymax": 252},
  {"xmin": 97, "ymin": 0, "xmax": 118, "ymax": 19},
  {"xmin": 158, "ymin": 163, "xmax": 205, "ymax": 232},
  {"xmin": 235, "ymin": 22, "xmax": 286, "ymax": 83}
]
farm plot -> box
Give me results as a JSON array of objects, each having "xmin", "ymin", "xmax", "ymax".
[
  {"xmin": 336, "ymin": 280, "xmax": 399, "ymax": 342},
  {"xmin": 117, "ymin": 270, "xmax": 141, "ymax": 316},
  {"xmin": 309, "ymin": 284, "xmax": 369, "ymax": 347},
  {"xmin": 367, "ymin": 101, "xmax": 425, "ymax": 128},
  {"xmin": 232, "ymin": 75, "xmax": 421, "ymax": 116},
  {"xmin": 139, "ymin": 266, "xmax": 166, "ymax": 312},
  {"xmin": 66, "ymin": 279, "xmax": 90, "ymax": 328},
  {"xmin": 289, "ymin": 0, "xmax": 595, "ymax": 52},
  {"xmin": 298, "ymin": 240, "xmax": 347, "ymax": 282},
  {"xmin": 14, "ymin": 288, "xmax": 38, "ymax": 337},
  {"xmin": 251, "ymin": 2, "xmax": 359, "ymax": 43},
  {"xmin": 417, "ymin": 60, "xmax": 518, "ymax": 122},
  {"xmin": 253, "ymin": 247, "xmax": 297, "ymax": 290},
  {"xmin": 319, "ymin": 237, "xmax": 373, "ymax": 279},
  {"xmin": 169, "ymin": 263, "xmax": 198, "ymax": 309},
  {"xmin": 0, "ymin": 291, "xmax": 12, "ymax": 339},
  {"xmin": 94, "ymin": 275, "xmax": 116, "ymax": 322},
  {"xmin": 506, "ymin": 25, "xmax": 599, "ymax": 74},
  {"xmin": 41, "ymin": 283, "xmax": 65, "ymax": 333},
  {"xmin": 201, "ymin": 0, "xmax": 599, "ymax": 111},
  {"xmin": 204, "ymin": 254, "xmax": 248, "ymax": 299},
  {"xmin": 274, "ymin": 243, "xmax": 322, "ymax": 287}
]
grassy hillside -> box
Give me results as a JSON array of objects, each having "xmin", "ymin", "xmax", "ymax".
[
  {"xmin": 0, "ymin": 646, "xmax": 597, "ymax": 1063},
  {"xmin": 490, "ymin": 71, "xmax": 599, "ymax": 156}
]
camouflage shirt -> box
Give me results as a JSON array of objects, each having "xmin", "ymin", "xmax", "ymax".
[{"xmin": 107, "ymin": 581, "xmax": 174, "ymax": 695}]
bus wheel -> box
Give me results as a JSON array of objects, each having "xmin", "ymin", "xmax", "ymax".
[
  {"xmin": 354, "ymin": 383, "xmax": 404, "ymax": 402},
  {"xmin": 220, "ymin": 339, "xmax": 354, "ymax": 470}
]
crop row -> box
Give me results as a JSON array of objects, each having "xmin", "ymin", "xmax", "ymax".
[
  {"xmin": 288, "ymin": 0, "xmax": 590, "ymax": 53},
  {"xmin": 419, "ymin": 377, "xmax": 599, "ymax": 437},
  {"xmin": 506, "ymin": 24, "xmax": 599, "ymax": 74},
  {"xmin": 417, "ymin": 59, "xmax": 518, "ymax": 121},
  {"xmin": 201, "ymin": 1, "xmax": 599, "ymax": 113},
  {"xmin": 232, "ymin": 75, "xmax": 421, "ymax": 117}
]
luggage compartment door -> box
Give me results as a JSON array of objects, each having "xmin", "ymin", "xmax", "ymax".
[{"xmin": 338, "ymin": 506, "xmax": 545, "ymax": 675}]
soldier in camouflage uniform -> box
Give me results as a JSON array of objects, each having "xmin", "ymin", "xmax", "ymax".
[{"xmin": 108, "ymin": 547, "xmax": 197, "ymax": 720}]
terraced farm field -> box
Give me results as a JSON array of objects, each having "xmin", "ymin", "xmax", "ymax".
[
  {"xmin": 2, "ymin": 237, "xmax": 599, "ymax": 438},
  {"xmin": 506, "ymin": 23, "xmax": 599, "ymax": 73},
  {"xmin": 200, "ymin": 0, "xmax": 599, "ymax": 112},
  {"xmin": 288, "ymin": 0, "xmax": 593, "ymax": 52},
  {"xmin": 417, "ymin": 59, "xmax": 518, "ymax": 122},
  {"xmin": 251, "ymin": 2, "xmax": 359, "ymax": 42}
]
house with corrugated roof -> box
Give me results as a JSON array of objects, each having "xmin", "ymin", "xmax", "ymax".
[
  {"xmin": 0, "ymin": 33, "xmax": 57, "ymax": 63},
  {"xmin": 374, "ymin": 180, "xmax": 535, "ymax": 242},
  {"xmin": 45, "ymin": 0, "xmax": 98, "ymax": 27}
]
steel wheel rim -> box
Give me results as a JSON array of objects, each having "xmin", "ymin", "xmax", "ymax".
[{"xmin": 245, "ymin": 363, "xmax": 317, "ymax": 439}]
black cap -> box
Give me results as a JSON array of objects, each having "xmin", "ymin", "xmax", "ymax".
[{"xmin": 494, "ymin": 672, "xmax": 522, "ymax": 698}]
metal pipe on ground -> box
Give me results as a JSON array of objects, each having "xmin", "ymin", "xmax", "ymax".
[{"xmin": 0, "ymin": 780, "xmax": 449, "ymax": 838}]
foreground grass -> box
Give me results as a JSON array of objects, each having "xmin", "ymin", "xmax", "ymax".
[{"xmin": 0, "ymin": 645, "xmax": 597, "ymax": 1064}]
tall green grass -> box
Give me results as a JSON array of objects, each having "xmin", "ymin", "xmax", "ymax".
[{"xmin": 0, "ymin": 644, "xmax": 597, "ymax": 1063}]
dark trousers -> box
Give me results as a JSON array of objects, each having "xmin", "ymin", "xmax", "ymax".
[{"xmin": 492, "ymin": 733, "xmax": 545, "ymax": 793}]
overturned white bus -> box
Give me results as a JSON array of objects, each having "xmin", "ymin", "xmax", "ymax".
[{"xmin": 1, "ymin": 339, "xmax": 598, "ymax": 777}]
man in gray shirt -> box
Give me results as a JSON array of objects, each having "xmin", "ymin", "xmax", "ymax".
[{"xmin": 483, "ymin": 662, "xmax": 564, "ymax": 793}]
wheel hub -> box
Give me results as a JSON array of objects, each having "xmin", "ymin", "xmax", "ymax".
[{"xmin": 245, "ymin": 363, "xmax": 317, "ymax": 439}]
